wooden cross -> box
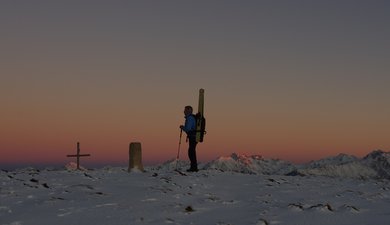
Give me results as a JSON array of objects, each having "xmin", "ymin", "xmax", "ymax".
[{"xmin": 66, "ymin": 142, "xmax": 91, "ymax": 170}]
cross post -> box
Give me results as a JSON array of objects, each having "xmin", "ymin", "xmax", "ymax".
[{"xmin": 66, "ymin": 142, "xmax": 91, "ymax": 170}]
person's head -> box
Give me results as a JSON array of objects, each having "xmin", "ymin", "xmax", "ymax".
[{"xmin": 184, "ymin": 105, "xmax": 193, "ymax": 116}]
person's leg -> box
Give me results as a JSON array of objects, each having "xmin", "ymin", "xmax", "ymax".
[{"xmin": 188, "ymin": 137, "xmax": 198, "ymax": 171}]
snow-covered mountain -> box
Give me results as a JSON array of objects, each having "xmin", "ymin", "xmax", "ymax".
[
  {"xmin": 306, "ymin": 153, "xmax": 359, "ymax": 168},
  {"xmin": 362, "ymin": 150, "xmax": 390, "ymax": 179},
  {"xmin": 159, "ymin": 150, "xmax": 390, "ymax": 179},
  {"xmin": 204, "ymin": 153, "xmax": 296, "ymax": 175},
  {"xmin": 297, "ymin": 153, "xmax": 377, "ymax": 179},
  {"xmin": 298, "ymin": 161, "xmax": 377, "ymax": 179}
]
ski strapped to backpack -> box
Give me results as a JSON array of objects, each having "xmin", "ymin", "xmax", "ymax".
[
  {"xmin": 195, "ymin": 89, "xmax": 206, "ymax": 143},
  {"xmin": 191, "ymin": 113, "xmax": 206, "ymax": 142}
]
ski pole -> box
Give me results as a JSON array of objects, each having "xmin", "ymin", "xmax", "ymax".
[{"xmin": 175, "ymin": 128, "xmax": 183, "ymax": 170}]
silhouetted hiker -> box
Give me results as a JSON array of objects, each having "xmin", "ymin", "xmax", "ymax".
[{"xmin": 180, "ymin": 105, "xmax": 198, "ymax": 172}]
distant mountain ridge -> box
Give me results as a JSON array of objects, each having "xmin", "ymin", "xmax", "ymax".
[
  {"xmin": 204, "ymin": 153, "xmax": 295, "ymax": 175},
  {"xmin": 362, "ymin": 150, "xmax": 390, "ymax": 179},
  {"xmin": 204, "ymin": 150, "xmax": 390, "ymax": 179},
  {"xmin": 157, "ymin": 150, "xmax": 390, "ymax": 179}
]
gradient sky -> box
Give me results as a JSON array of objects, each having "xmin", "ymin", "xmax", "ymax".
[{"xmin": 1, "ymin": 1, "xmax": 390, "ymax": 168}]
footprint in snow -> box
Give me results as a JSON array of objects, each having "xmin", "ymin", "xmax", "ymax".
[
  {"xmin": 204, "ymin": 193, "xmax": 221, "ymax": 202},
  {"xmin": 308, "ymin": 203, "xmax": 334, "ymax": 212},
  {"xmin": 69, "ymin": 184, "xmax": 94, "ymax": 190},
  {"xmin": 256, "ymin": 218, "xmax": 270, "ymax": 225},
  {"xmin": 339, "ymin": 204, "xmax": 360, "ymax": 213},
  {"xmin": 288, "ymin": 203, "xmax": 304, "ymax": 211},
  {"xmin": 288, "ymin": 203, "xmax": 335, "ymax": 212},
  {"xmin": 222, "ymin": 200, "xmax": 237, "ymax": 205},
  {"xmin": 165, "ymin": 218, "xmax": 175, "ymax": 223}
]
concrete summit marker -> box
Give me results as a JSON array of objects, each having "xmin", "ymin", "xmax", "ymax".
[{"xmin": 128, "ymin": 142, "xmax": 144, "ymax": 172}]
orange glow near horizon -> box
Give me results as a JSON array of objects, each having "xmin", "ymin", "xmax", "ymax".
[
  {"xmin": 1, "ymin": 124, "xmax": 388, "ymax": 167},
  {"xmin": 1, "ymin": 90, "xmax": 390, "ymax": 167}
]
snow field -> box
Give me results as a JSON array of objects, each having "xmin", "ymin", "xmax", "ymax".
[{"xmin": 1, "ymin": 166, "xmax": 390, "ymax": 225}]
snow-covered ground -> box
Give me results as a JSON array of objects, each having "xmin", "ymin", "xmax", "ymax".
[{"xmin": 1, "ymin": 151, "xmax": 390, "ymax": 225}]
